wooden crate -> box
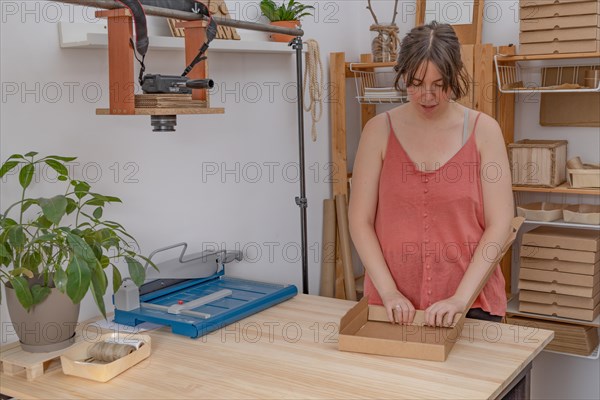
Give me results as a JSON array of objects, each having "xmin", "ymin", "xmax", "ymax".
[{"xmin": 508, "ymin": 140, "xmax": 568, "ymax": 187}]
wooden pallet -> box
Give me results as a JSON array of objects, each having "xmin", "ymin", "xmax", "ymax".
[{"xmin": 0, "ymin": 341, "xmax": 65, "ymax": 381}]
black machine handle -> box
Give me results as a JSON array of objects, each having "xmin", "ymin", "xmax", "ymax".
[{"xmin": 186, "ymin": 79, "xmax": 214, "ymax": 89}]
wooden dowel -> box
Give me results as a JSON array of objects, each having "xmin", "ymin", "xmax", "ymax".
[
  {"xmin": 320, "ymin": 199, "xmax": 336, "ymax": 298},
  {"xmin": 335, "ymin": 194, "xmax": 357, "ymax": 301}
]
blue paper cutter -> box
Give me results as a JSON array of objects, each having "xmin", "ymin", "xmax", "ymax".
[{"xmin": 113, "ymin": 243, "xmax": 297, "ymax": 338}]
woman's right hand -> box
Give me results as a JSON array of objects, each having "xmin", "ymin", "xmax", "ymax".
[{"xmin": 381, "ymin": 291, "xmax": 416, "ymax": 325}]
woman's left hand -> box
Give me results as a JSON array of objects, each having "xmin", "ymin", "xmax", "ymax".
[{"xmin": 424, "ymin": 296, "xmax": 467, "ymax": 327}]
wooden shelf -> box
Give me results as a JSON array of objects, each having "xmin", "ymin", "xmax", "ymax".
[
  {"xmin": 496, "ymin": 52, "xmax": 600, "ymax": 62},
  {"xmin": 513, "ymin": 183, "xmax": 600, "ymax": 195},
  {"xmin": 58, "ymin": 22, "xmax": 300, "ymax": 54},
  {"xmin": 522, "ymin": 219, "xmax": 600, "ymax": 230},
  {"xmin": 96, "ymin": 107, "xmax": 224, "ymax": 115},
  {"xmin": 506, "ymin": 295, "xmax": 600, "ymax": 328}
]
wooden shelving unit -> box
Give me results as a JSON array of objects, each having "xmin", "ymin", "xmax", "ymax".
[{"xmin": 499, "ymin": 51, "xmax": 600, "ymax": 359}]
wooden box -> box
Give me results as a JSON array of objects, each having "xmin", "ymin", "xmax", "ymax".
[
  {"xmin": 519, "ymin": 266, "xmax": 600, "ymax": 288},
  {"xmin": 567, "ymin": 168, "xmax": 600, "ymax": 188},
  {"xmin": 520, "ymin": 14, "xmax": 600, "ymax": 32},
  {"xmin": 520, "ymin": 289, "xmax": 600, "ymax": 309},
  {"xmin": 508, "ymin": 140, "xmax": 567, "ymax": 187},
  {"xmin": 520, "ymin": 1, "xmax": 600, "ymax": 20},
  {"xmin": 519, "ymin": 300, "xmax": 600, "ymax": 321},
  {"xmin": 520, "ymin": 257, "xmax": 600, "ymax": 275},
  {"xmin": 519, "ymin": 279, "xmax": 599, "ymax": 297},
  {"xmin": 60, "ymin": 333, "xmax": 151, "ymax": 382}
]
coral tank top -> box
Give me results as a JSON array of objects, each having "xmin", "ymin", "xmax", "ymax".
[{"xmin": 364, "ymin": 110, "xmax": 507, "ymax": 316}]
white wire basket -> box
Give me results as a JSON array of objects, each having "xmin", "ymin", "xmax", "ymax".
[
  {"xmin": 349, "ymin": 64, "xmax": 408, "ymax": 104},
  {"xmin": 495, "ymin": 55, "xmax": 600, "ymax": 94}
]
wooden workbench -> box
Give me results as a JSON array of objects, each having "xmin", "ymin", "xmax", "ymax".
[{"xmin": 0, "ymin": 295, "xmax": 553, "ymax": 399}]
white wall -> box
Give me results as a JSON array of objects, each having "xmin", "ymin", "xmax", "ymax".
[
  {"xmin": 0, "ymin": 0, "xmax": 365, "ymax": 337},
  {"xmin": 1, "ymin": 1, "xmax": 599, "ymax": 398}
]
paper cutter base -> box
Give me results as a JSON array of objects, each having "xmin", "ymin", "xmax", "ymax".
[{"xmin": 114, "ymin": 274, "xmax": 298, "ymax": 338}]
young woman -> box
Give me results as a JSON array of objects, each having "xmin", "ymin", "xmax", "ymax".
[{"xmin": 348, "ymin": 22, "xmax": 514, "ymax": 327}]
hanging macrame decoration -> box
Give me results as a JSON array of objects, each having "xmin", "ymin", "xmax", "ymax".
[{"xmin": 367, "ymin": 0, "xmax": 400, "ymax": 63}]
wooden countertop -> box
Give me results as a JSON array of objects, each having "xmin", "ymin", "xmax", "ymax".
[{"xmin": 0, "ymin": 294, "xmax": 553, "ymax": 399}]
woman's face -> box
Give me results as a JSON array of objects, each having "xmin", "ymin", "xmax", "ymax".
[{"xmin": 404, "ymin": 61, "xmax": 453, "ymax": 117}]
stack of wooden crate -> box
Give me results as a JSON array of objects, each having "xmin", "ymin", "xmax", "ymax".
[
  {"xmin": 519, "ymin": 0, "xmax": 600, "ymax": 55},
  {"xmin": 519, "ymin": 226, "xmax": 600, "ymax": 321}
]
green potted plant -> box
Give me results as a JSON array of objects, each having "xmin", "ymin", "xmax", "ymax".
[
  {"xmin": 260, "ymin": 0, "xmax": 314, "ymax": 42},
  {"xmin": 0, "ymin": 152, "xmax": 154, "ymax": 352}
]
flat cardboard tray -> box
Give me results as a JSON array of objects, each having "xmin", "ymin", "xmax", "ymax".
[
  {"xmin": 520, "ymin": 245, "xmax": 599, "ymax": 264},
  {"xmin": 520, "ymin": 257, "xmax": 600, "ymax": 275},
  {"xmin": 60, "ymin": 333, "xmax": 151, "ymax": 382},
  {"xmin": 519, "ymin": 301, "xmax": 600, "ymax": 322},
  {"xmin": 519, "ymin": 279, "xmax": 599, "ymax": 298},
  {"xmin": 338, "ymin": 297, "xmax": 463, "ymax": 362},
  {"xmin": 520, "ymin": 289, "xmax": 600, "ymax": 309},
  {"xmin": 519, "ymin": 267, "xmax": 600, "ymax": 287},
  {"xmin": 521, "ymin": 226, "xmax": 600, "ymax": 252}
]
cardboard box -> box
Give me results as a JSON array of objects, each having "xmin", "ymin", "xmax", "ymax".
[
  {"xmin": 521, "ymin": 246, "xmax": 600, "ymax": 264},
  {"xmin": 338, "ymin": 297, "xmax": 464, "ymax": 362},
  {"xmin": 521, "ymin": 0, "xmax": 597, "ymax": 6},
  {"xmin": 520, "ymin": 289, "xmax": 600, "ymax": 309},
  {"xmin": 519, "ymin": 301, "xmax": 600, "ymax": 321},
  {"xmin": 519, "ymin": 267, "xmax": 600, "ymax": 287},
  {"xmin": 519, "ymin": 279, "xmax": 599, "ymax": 297},
  {"xmin": 521, "ymin": 14, "xmax": 600, "ymax": 31},
  {"xmin": 520, "ymin": 257, "xmax": 600, "ymax": 276},
  {"xmin": 520, "ymin": 40, "xmax": 600, "ymax": 55},
  {"xmin": 522, "ymin": 226, "xmax": 600, "ymax": 252},
  {"xmin": 520, "ymin": 1, "xmax": 600, "ymax": 20},
  {"xmin": 506, "ymin": 315, "xmax": 599, "ymax": 356},
  {"xmin": 508, "ymin": 140, "xmax": 567, "ymax": 187},
  {"xmin": 520, "ymin": 26, "xmax": 599, "ymax": 43}
]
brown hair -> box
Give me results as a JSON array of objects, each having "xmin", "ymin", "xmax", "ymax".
[{"xmin": 394, "ymin": 21, "xmax": 470, "ymax": 100}]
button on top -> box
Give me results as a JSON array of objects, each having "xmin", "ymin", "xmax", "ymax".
[
  {"xmin": 423, "ymin": 212, "xmax": 428, "ymax": 217},
  {"xmin": 424, "ymin": 189, "xmax": 429, "ymax": 193},
  {"xmin": 427, "ymin": 290, "xmax": 432, "ymax": 295},
  {"xmin": 427, "ymin": 277, "xmax": 432, "ymax": 281},
  {"xmin": 426, "ymin": 264, "xmax": 431, "ymax": 269}
]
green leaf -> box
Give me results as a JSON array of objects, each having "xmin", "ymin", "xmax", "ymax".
[
  {"xmin": 74, "ymin": 182, "xmax": 91, "ymax": 199},
  {"xmin": 54, "ymin": 267, "xmax": 68, "ymax": 292},
  {"xmin": 45, "ymin": 155, "xmax": 77, "ymax": 162},
  {"xmin": 19, "ymin": 163, "xmax": 35, "ymax": 190},
  {"xmin": 0, "ymin": 243, "xmax": 12, "ymax": 258},
  {"xmin": 7, "ymin": 226, "xmax": 26, "ymax": 249},
  {"xmin": 125, "ymin": 256, "xmax": 145, "ymax": 287},
  {"xmin": 89, "ymin": 261, "xmax": 108, "ymax": 318},
  {"xmin": 10, "ymin": 276, "xmax": 33, "ymax": 310},
  {"xmin": 93, "ymin": 207, "xmax": 103, "ymax": 219},
  {"xmin": 33, "ymin": 215, "xmax": 53, "ymax": 229},
  {"xmin": 38, "ymin": 195, "xmax": 68, "ymax": 225},
  {"xmin": 21, "ymin": 198, "xmax": 38, "ymax": 213},
  {"xmin": 22, "ymin": 251, "xmax": 42, "ymax": 274},
  {"xmin": 57, "ymin": 175, "xmax": 68, "ymax": 181},
  {"xmin": 85, "ymin": 199, "xmax": 104, "ymax": 207},
  {"xmin": 35, "ymin": 233, "xmax": 57, "ymax": 242},
  {"xmin": 0, "ymin": 217, "xmax": 17, "ymax": 228},
  {"xmin": 24, "ymin": 151, "xmax": 38, "ymax": 157},
  {"xmin": 31, "ymin": 285, "xmax": 51, "ymax": 305},
  {"xmin": 7, "ymin": 154, "xmax": 24, "ymax": 160},
  {"xmin": 65, "ymin": 198, "xmax": 77, "ymax": 215},
  {"xmin": 66, "ymin": 232, "xmax": 96, "ymax": 263},
  {"xmin": 66, "ymin": 255, "xmax": 91, "ymax": 304},
  {"xmin": 0, "ymin": 161, "xmax": 20, "ymax": 178},
  {"xmin": 100, "ymin": 255, "xmax": 110, "ymax": 268},
  {"xmin": 44, "ymin": 159, "xmax": 69, "ymax": 177},
  {"xmin": 112, "ymin": 266, "xmax": 123, "ymax": 293}
]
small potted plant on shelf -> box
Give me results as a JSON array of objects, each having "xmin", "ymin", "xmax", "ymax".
[
  {"xmin": 260, "ymin": 0, "xmax": 314, "ymax": 42},
  {"xmin": 0, "ymin": 152, "xmax": 154, "ymax": 352}
]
